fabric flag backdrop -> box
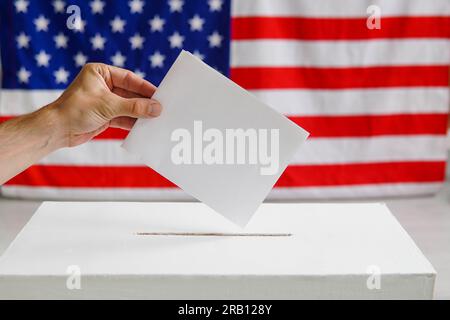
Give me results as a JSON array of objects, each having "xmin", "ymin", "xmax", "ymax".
[{"xmin": 0, "ymin": 0, "xmax": 449, "ymax": 200}]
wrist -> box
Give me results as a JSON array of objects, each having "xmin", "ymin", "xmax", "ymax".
[{"xmin": 36, "ymin": 102, "xmax": 68, "ymax": 151}]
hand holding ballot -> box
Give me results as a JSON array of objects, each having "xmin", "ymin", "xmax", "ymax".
[
  {"xmin": 0, "ymin": 63, "xmax": 162, "ymax": 184},
  {"xmin": 51, "ymin": 63, "xmax": 162, "ymax": 147}
]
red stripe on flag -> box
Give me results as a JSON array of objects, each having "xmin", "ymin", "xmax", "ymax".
[
  {"xmin": 276, "ymin": 162, "xmax": 447, "ymax": 187},
  {"xmin": 5, "ymin": 162, "xmax": 446, "ymax": 188},
  {"xmin": 1, "ymin": 113, "xmax": 448, "ymax": 138},
  {"xmin": 96, "ymin": 127, "xmax": 129, "ymax": 139},
  {"xmin": 0, "ymin": 116, "xmax": 14, "ymax": 122},
  {"xmin": 230, "ymin": 66, "xmax": 449, "ymax": 89},
  {"xmin": 5, "ymin": 166, "xmax": 175, "ymax": 188},
  {"xmin": 232, "ymin": 16, "xmax": 450, "ymax": 40},
  {"xmin": 290, "ymin": 114, "xmax": 449, "ymax": 137}
]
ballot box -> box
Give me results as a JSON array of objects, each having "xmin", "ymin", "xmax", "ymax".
[{"xmin": 0, "ymin": 202, "xmax": 435, "ymax": 299}]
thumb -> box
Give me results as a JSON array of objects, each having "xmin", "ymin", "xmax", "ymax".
[{"xmin": 107, "ymin": 93, "xmax": 162, "ymax": 119}]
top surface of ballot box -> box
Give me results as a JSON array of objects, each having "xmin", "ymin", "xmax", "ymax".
[{"xmin": 0, "ymin": 202, "xmax": 435, "ymax": 299}]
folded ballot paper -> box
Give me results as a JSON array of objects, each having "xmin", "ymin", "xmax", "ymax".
[{"xmin": 122, "ymin": 50, "xmax": 309, "ymax": 227}]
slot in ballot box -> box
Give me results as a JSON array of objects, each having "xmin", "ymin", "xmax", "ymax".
[{"xmin": 0, "ymin": 202, "xmax": 435, "ymax": 299}]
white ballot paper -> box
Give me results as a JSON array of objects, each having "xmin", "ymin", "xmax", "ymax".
[{"xmin": 122, "ymin": 50, "xmax": 309, "ymax": 227}]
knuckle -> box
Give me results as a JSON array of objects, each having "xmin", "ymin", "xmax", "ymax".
[
  {"xmin": 122, "ymin": 70, "xmax": 133, "ymax": 88},
  {"xmin": 82, "ymin": 62, "xmax": 108, "ymax": 76},
  {"xmin": 130, "ymin": 99, "xmax": 146, "ymax": 115},
  {"xmin": 82, "ymin": 62, "xmax": 96, "ymax": 72}
]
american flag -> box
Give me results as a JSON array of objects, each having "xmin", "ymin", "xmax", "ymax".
[{"xmin": 1, "ymin": 0, "xmax": 449, "ymax": 200}]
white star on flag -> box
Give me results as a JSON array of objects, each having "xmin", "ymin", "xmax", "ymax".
[
  {"xmin": 134, "ymin": 69, "xmax": 146, "ymax": 78},
  {"xmin": 208, "ymin": 0, "xmax": 223, "ymax": 12},
  {"xmin": 149, "ymin": 15, "xmax": 165, "ymax": 32},
  {"xmin": 193, "ymin": 50, "xmax": 205, "ymax": 60},
  {"xmin": 34, "ymin": 15, "xmax": 50, "ymax": 32},
  {"xmin": 90, "ymin": 33, "xmax": 106, "ymax": 50},
  {"xmin": 168, "ymin": 31, "xmax": 184, "ymax": 49},
  {"xmin": 72, "ymin": 18, "xmax": 86, "ymax": 33},
  {"xmin": 110, "ymin": 16, "xmax": 126, "ymax": 33},
  {"xmin": 169, "ymin": 0, "xmax": 183, "ymax": 13},
  {"xmin": 54, "ymin": 33, "xmax": 69, "ymax": 48},
  {"xmin": 52, "ymin": 0, "xmax": 65, "ymax": 13},
  {"xmin": 111, "ymin": 52, "xmax": 126, "ymax": 67},
  {"xmin": 35, "ymin": 50, "xmax": 51, "ymax": 67},
  {"xmin": 54, "ymin": 67, "xmax": 70, "ymax": 84},
  {"xmin": 129, "ymin": 0, "xmax": 144, "ymax": 14},
  {"xmin": 17, "ymin": 67, "xmax": 31, "ymax": 83},
  {"xmin": 16, "ymin": 32, "xmax": 30, "ymax": 49},
  {"xmin": 74, "ymin": 52, "xmax": 88, "ymax": 67},
  {"xmin": 14, "ymin": 0, "xmax": 29, "ymax": 13},
  {"xmin": 130, "ymin": 34, "xmax": 145, "ymax": 50},
  {"xmin": 90, "ymin": 0, "xmax": 105, "ymax": 14},
  {"xmin": 189, "ymin": 15, "xmax": 205, "ymax": 31},
  {"xmin": 149, "ymin": 51, "xmax": 165, "ymax": 68},
  {"xmin": 208, "ymin": 31, "xmax": 223, "ymax": 48}
]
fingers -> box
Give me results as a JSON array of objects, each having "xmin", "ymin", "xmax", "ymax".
[
  {"xmin": 107, "ymin": 65, "xmax": 157, "ymax": 98},
  {"xmin": 81, "ymin": 63, "xmax": 162, "ymax": 122},
  {"xmin": 112, "ymin": 87, "xmax": 143, "ymax": 99},
  {"xmin": 107, "ymin": 93, "xmax": 162, "ymax": 119}
]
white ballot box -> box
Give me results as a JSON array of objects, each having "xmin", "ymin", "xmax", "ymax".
[{"xmin": 0, "ymin": 202, "xmax": 435, "ymax": 299}]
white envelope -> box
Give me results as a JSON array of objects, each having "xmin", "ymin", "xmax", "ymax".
[{"xmin": 122, "ymin": 50, "xmax": 309, "ymax": 227}]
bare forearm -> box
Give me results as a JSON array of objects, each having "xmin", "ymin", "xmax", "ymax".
[{"xmin": 0, "ymin": 103, "xmax": 65, "ymax": 184}]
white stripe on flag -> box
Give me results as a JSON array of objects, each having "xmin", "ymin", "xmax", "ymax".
[
  {"xmin": 1, "ymin": 88, "xmax": 448, "ymax": 116},
  {"xmin": 268, "ymin": 183, "xmax": 444, "ymax": 199},
  {"xmin": 38, "ymin": 136, "xmax": 448, "ymax": 166},
  {"xmin": 0, "ymin": 89, "xmax": 62, "ymax": 114},
  {"xmin": 0, "ymin": 186, "xmax": 193, "ymax": 201},
  {"xmin": 251, "ymin": 88, "xmax": 449, "ymax": 116},
  {"xmin": 0, "ymin": 182, "xmax": 443, "ymax": 200},
  {"xmin": 232, "ymin": 0, "xmax": 450, "ymax": 17},
  {"xmin": 40, "ymin": 141, "xmax": 142, "ymax": 165},
  {"xmin": 232, "ymin": 40, "xmax": 450, "ymax": 67}
]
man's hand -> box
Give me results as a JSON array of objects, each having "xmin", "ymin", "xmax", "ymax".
[
  {"xmin": 0, "ymin": 63, "xmax": 162, "ymax": 184},
  {"xmin": 53, "ymin": 63, "xmax": 162, "ymax": 147}
]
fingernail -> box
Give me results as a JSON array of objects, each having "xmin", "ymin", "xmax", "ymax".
[{"xmin": 148, "ymin": 100, "xmax": 162, "ymax": 116}]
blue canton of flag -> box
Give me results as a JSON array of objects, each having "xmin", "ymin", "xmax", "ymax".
[{"xmin": 0, "ymin": 0, "xmax": 231, "ymax": 89}]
